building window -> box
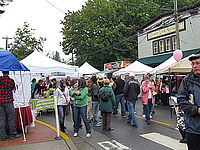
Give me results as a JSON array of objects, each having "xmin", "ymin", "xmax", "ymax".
[
  {"xmin": 172, "ymin": 36, "xmax": 177, "ymax": 50},
  {"xmin": 153, "ymin": 41, "xmax": 158, "ymax": 54},
  {"xmin": 159, "ymin": 40, "xmax": 164, "ymax": 53},
  {"xmin": 152, "ymin": 36, "xmax": 177, "ymax": 55},
  {"xmin": 166, "ymin": 38, "xmax": 171, "ymax": 51}
]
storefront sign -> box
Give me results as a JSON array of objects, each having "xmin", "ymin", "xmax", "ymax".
[{"xmin": 148, "ymin": 21, "xmax": 185, "ymax": 40}]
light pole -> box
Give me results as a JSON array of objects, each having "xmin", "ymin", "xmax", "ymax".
[
  {"xmin": 174, "ymin": 0, "xmax": 180, "ymax": 50},
  {"xmin": 2, "ymin": 36, "xmax": 12, "ymax": 50}
]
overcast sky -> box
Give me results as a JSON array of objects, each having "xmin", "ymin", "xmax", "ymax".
[{"xmin": 0, "ymin": 0, "xmax": 87, "ymax": 59}]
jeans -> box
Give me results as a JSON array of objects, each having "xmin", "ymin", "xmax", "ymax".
[
  {"xmin": 144, "ymin": 99, "xmax": 152, "ymax": 123},
  {"xmin": 92, "ymin": 101, "xmax": 100, "ymax": 125},
  {"xmin": 113, "ymin": 94, "xmax": 126, "ymax": 116},
  {"xmin": 151, "ymin": 96, "xmax": 156, "ymax": 111},
  {"xmin": 57, "ymin": 105, "xmax": 67, "ymax": 130},
  {"xmin": 70, "ymin": 103, "xmax": 82, "ymax": 128},
  {"xmin": 0, "ymin": 102, "xmax": 17, "ymax": 139},
  {"xmin": 127, "ymin": 101, "xmax": 138, "ymax": 126},
  {"xmin": 73, "ymin": 105, "xmax": 91, "ymax": 133},
  {"xmin": 143, "ymin": 104, "xmax": 145, "ymax": 115}
]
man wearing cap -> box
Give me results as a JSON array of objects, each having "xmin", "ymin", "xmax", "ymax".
[
  {"xmin": 123, "ymin": 73, "xmax": 140, "ymax": 127},
  {"xmin": 0, "ymin": 71, "xmax": 21, "ymax": 141},
  {"xmin": 177, "ymin": 52, "xmax": 200, "ymax": 150}
]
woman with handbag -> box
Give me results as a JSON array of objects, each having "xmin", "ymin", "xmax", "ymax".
[{"xmin": 54, "ymin": 82, "xmax": 70, "ymax": 133}]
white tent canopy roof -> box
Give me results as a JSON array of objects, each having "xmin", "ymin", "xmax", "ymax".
[
  {"xmin": 157, "ymin": 55, "xmax": 193, "ymax": 74},
  {"xmin": 79, "ymin": 62, "xmax": 100, "ymax": 75},
  {"xmin": 155, "ymin": 56, "xmax": 177, "ymax": 72},
  {"xmin": 113, "ymin": 61, "xmax": 154, "ymax": 75},
  {"xmin": 21, "ymin": 51, "xmax": 79, "ymax": 74}
]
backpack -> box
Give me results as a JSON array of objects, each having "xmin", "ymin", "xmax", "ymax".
[{"xmin": 100, "ymin": 91, "xmax": 110, "ymax": 102}]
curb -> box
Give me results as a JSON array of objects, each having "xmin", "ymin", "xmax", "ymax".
[{"xmin": 35, "ymin": 120, "xmax": 78, "ymax": 150}]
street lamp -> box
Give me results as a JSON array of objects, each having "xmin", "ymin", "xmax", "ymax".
[{"xmin": 2, "ymin": 36, "xmax": 12, "ymax": 50}]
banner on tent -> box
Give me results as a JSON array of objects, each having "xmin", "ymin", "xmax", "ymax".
[{"xmin": 104, "ymin": 61, "xmax": 132, "ymax": 71}]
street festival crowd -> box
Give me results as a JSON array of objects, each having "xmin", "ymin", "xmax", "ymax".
[{"xmin": 1, "ymin": 52, "xmax": 200, "ymax": 150}]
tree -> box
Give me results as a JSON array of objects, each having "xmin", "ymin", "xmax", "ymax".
[
  {"xmin": 52, "ymin": 51, "xmax": 61, "ymax": 62},
  {"xmin": 61, "ymin": 0, "xmax": 199, "ymax": 70},
  {"xmin": 9, "ymin": 22, "xmax": 46, "ymax": 60}
]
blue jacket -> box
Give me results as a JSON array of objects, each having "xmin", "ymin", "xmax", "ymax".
[{"xmin": 177, "ymin": 71, "xmax": 200, "ymax": 135}]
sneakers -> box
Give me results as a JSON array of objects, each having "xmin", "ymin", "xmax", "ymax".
[
  {"xmin": 122, "ymin": 115, "xmax": 126, "ymax": 118},
  {"xmin": 127, "ymin": 122, "xmax": 131, "ymax": 125},
  {"xmin": 9, "ymin": 134, "xmax": 22, "ymax": 140},
  {"xmin": 73, "ymin": 132, "xmax": 78, "ymax": 137},
  {"xmin": 94, "ymin": 123, "xmax": 101, "ymax": 127},
  {"xmin": 106, "ymin": 128, "xmax": 114, "ymax": 131},
  {"xmin": 150, "ymin": 115, "xmax": 152, "ymax": 119},
  {"xmin": 86, "ymin": 133, "xmax": 91, "ymax": 138},
  {"xmin": 112, "ymin": 114, "xmax": 116, "ymax": 118},
  {"xmin": 179, "ymin": 138, "xmax": 187, "ymax": 143},
  {"xmin": 143, "ymin": 115, "xmax": 146, "ymax": 118},
  {"xmin": 132, "ymin": 124, "xmax": 138, "ymax": 128}
]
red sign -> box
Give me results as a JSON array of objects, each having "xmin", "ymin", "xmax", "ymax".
[{"xmin": 104, "ymin": 61, "xmax": 132, "ymax": 70}]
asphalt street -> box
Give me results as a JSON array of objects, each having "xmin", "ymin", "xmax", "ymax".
[{"xmin": 37, "ymin": 100, "xmax": 187, "ymax": 150}]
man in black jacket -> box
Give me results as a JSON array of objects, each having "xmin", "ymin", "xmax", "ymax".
[
  {"xmin": 177, "ymin": 52, "xmax": 200, "ymax": 150},
  {"xmin": 90, "ymin": 76, "xmax": 101, "ymax": 127},
  {"xmin": 123, "ymin": 73, "xmax": 140, "ymax": 127},
  {"xmin": 112, "ymin": 74, "xmax": 126, "ymax": 117}
]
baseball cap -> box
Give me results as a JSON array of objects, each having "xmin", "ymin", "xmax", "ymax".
[{"xmin": 189, "ymin": 51, "xmax": 200, "ymax": 61}]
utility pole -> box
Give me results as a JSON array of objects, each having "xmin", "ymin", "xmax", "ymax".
[
  {"xmin": 72, "ymin": 49, "xmax": 74, "ymax": 66},
  {"xmin": 2, "ymin": 36, "xmax": 12, "ymax": 50},
  {"xmin": 174, "ymin": 0, "xmax": 180, "ymax": 50}
]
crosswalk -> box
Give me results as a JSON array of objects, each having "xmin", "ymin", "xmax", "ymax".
[
  {"xmin": 140, "ymin": 132, "xmax": 187, "ymax": 150},
  {"xmin": 98, "ymin": 140, "xmax": 132, "ymax": 150},
  {"xmin": 98, "ymin": 132, "xmax": 187, "ymax": 150}
]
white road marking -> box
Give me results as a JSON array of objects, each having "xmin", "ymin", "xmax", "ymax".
[
  {"xmin": 98, "ymin": 140, "xmax": 131, "ymax": 150},
  {"xmin": 140, "ymin": 132, "xmax": 187, "ymax": 150}
]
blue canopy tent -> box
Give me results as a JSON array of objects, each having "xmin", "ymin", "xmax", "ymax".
[
  {"xmin": 0, "ymin": 50, "xmax": 30, "ymax": 141},
  {"xmin": 0, "ymin": 50, "xmax": 29, "ymax": 71}
]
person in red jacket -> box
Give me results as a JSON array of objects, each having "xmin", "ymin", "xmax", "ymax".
[{"xmin": 141, "ymin": 75, "xmax": 155, "ymax": 125}]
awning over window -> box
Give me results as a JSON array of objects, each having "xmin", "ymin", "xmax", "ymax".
[{"xmin": 137, "ymin": 49, "xmax": 200, "ymax": 66}]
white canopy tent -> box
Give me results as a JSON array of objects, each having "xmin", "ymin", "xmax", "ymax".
[
  {"xmin": 79, "ymin": 62, "xmax": 100, "ymax": 76},
  {"xmin": 154, "ymin": 56, "xmax": 177, "ymax": 72},
  {"xmin": 113, "ymin": 61, "xmax": 155, "ymax": 75},
  {"xmin": 157, "ymin": 55, "xmax": 193, "ymax": 74},
  {"xmin": 21, "ymin": 51, "xmax": 79, "ymax": 75}
]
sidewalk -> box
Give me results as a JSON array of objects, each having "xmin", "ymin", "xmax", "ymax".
[{"xmin": 0, "ymin": 121, "xmax": 77, "ymax": 150}]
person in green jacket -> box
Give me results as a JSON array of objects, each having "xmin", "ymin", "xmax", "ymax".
[
  {"xmin": 99, "ymin": 79, "xmax": 116, "ymax": 131},
  {"xmin": 71, "ymin": 79, "xmax": 91, "ymax": 138}
]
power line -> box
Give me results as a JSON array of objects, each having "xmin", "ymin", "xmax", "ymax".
[
  {"xmin": 109, "ymin": 0, "xmax": 173, "ymax": 11},
  {"xmin": 46, "ymin": 0, "xmax": 65, "ymax": 14},
  {"xmin": 75, "ymin": 34, "xmax": 138, "ymax": 59}
]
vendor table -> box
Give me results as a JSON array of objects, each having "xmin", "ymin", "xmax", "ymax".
[
  {"xmin": 30, "ymin": 98, "xmax": 54, "ymax": 112},
  {"xmin": 15, "ymin": 105, "xmax": 33, "ymax": 130}
]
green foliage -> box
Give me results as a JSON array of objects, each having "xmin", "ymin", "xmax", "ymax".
[
  {"xmin": 9, "ymin": 22, "xmax": 46, "ymax": 60},
  {"xmin": 52, "ymin": 51, "xmax": 61, "ymax": 62},
  {"xmin": 61, "ymin": 0, "xmax": 199, "ymax": 70}
]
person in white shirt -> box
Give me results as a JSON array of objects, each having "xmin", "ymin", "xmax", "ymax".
[{"xmin": 54, "ymin": 82, "xmax": 70, "ymax": 133}]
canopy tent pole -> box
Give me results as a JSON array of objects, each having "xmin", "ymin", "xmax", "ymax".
[
  {"xmin": 54, "ymin": 95, "xmax": 62, "ymax": 139},
  {"xmin": 13, "ymin": 71, "xmax": 26, "ymax": 142}
]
